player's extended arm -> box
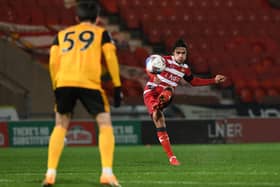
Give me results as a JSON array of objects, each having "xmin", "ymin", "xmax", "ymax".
[
  {"xmin": 49, "ymin": 36, "xmax": 60, "ymax": 90},
  {"xmin": 183, "ymin": 74, "xmax": 226, "ymax": 86}
]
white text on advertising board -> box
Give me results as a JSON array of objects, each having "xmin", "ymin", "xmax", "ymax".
[
  {"xmin": 208, "ymin": 122, "xmax": 242, "ymax": 138},
  {"xmin": 114, "ymin": 125, "xmax": 138, "ymax": 144},
  {"xmin": 12, "ymin": 127, "xmax": 49, "ymax": 145},
  {"xmin": 249, "ymin": 108, "xmax": 280, "ymax": 117}
]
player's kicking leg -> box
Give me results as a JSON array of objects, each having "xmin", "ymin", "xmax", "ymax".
[
  {"xmin": 152, "ymin": 88, "xmax": 181, "ymax": 166},
  {"xmin": 157, "ymin": 128, "xmax": 180, "ymax": 166}
]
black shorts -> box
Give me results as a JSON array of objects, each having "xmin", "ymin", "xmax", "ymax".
[{"xmin": 54, "ymin": 87, "xmax": 109, "ymax": 115}]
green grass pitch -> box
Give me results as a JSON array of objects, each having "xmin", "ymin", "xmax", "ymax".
[{"xmin": 1, "ymin": 143, "xmax": 280, "ymax": 187}]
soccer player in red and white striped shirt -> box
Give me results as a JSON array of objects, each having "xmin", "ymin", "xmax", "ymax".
[{"xmin": 143, "ymin": 39, "xmax": 226, "ymax": 166}]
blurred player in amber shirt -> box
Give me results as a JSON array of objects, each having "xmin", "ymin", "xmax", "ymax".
[
  {"xmin": 50, "ymin": 21, "xmax": 121, "ymax": 90},
  {"xmin": 43, "ymin": 1, "xmax": 122, "ymax": 186}
]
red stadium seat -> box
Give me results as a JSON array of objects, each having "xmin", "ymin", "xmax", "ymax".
[
  {"xmin": 37, "ymin": 0, "xmax": 53, "ymax": 8},
  {"xmin": 130, "ymin": 0, "xmax": 141, "ymax": 8},
  {"xmin": 207, "ymin": 58, "xmax": 224, "ymax": 74},
  {"xmin": 133, "ymin": 47, "xmax": 149, "ymax": 68},
  {"xmin": 174, "ymin": 0, "xmax": 184, "ymax": 8},
  {"xmin": 254, "ymin": 88, "xmax": 266, "ymax": 103},
  {"xmin": 140, "ymin": 8, "xmax": 156, "ymax": 33},
  {"xmin": 8, "ymin": 0, "xmax": 24, "ymax": 7},
  {"xmin": 192, "ymin": 11, "xmax": 207, "ymax": 23},
  {"xmin": 239, "ymin": 88, "xmax": 254, "ymax": 103},
  {"xmin": 198, "ymin": 0, "xmax": 212, "ymax": 9},
  {"xmin": 164, "ymin": 36, "xmax": 178, "ymax": 53},
  {"xmin": 173, "ymin": 26, "xmax": 188, "ymax": 39},
  {"xmin": 0, "ymin": 5, "xmax": 16, "ymax": 23},
  {"xmin": 247, "ymin": 78, "xmax": 261, "ymax": 90},
  {"xmin": 31, "ymin": 6, "xmax": 45, "ymax": 25},
  {"xmin": 118, "ymin": 0, "xmax": 131, "ymax": 10},
  {"xmin": 44, "ymin": 7, "xmax": 61, "ymax": 25},
  {"xmin": 158, "ymin": 0, "xmax": 169, "ymax": 8},
  {"xmin": 212, "ymin": 0, "xmax": 222, "ymax": 8},
  {"xmin": 271, "ymin": 10, "xmax": 280, "ymax": 24},
  {"xmin": 53, "ymin": 0, "xmax": 65, "ymax": 8},
  {"xmin": 166, "ymin": 12, "xmax": 181, "ymax": 25},
  {"xmin": 161, "ymin": 26, "xmax": 174, "ymax": 39},
  {"xmin": 60, "ymin": 8, "xmax": 76, "ymax": 26},
  {"xmin": 13, "ymin": 6, "xmax": 32, "ymax": 25},
  {"xmin": 22, "ymin": 0, "xmax": 38, "ymax": 7},
  {"xmin": 190, "ymin": 55, "xmax": 209, "ymax": 74},
  {"xmin": 100, "ymin": 0, "xmax": 118, "ymax": 14},
  {"xmin": 142, "ymin": 0, "xmax": 157, "ymax": 8},
  {"xmin": 122, "ymin": 79, "xmax": 143, "ymax": 97},
  {"xmin": 117, "ymin": 49, "xmax": 138, "ymax": 67},
  {"xmin": 146, "ymin": 26, "xmax": 162, "ymax": 44},
  {"xmin": 172, "ymin": 9, "xmax": 192, "ymax": 24},
  {"xmin": 234, "ymin": 78, "xmax": 249, "ymax": 95},
  {"xmin": 120, "ymin": 9, "xmax": 141, "ymax": 29},
  {"xmin": 206, "ymin": 10, "xmax": 220, "ymax": 23},
  {"xmin": 267, "ymin": 88, "xmax": 279, "ymax": 97},
  {"xmin": 258, "ymin": 79, "xmax": 272, "ymax": 93},
  {"xmin": 185, "ymin": 0, "xmax": 197, "ymax": 9}
]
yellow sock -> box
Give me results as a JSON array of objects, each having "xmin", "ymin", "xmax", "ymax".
[
  {"xmin": 48, "ymin": 126, "xmax": 67, "ymax": 169},
  {"xmin": 99, "ymin": 126, "xmax": 115, "ymax": 168}
]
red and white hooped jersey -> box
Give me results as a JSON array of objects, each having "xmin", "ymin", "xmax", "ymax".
[{"xmin": 144, "ymin": 55, "xmax": 191, "ymax": 95}]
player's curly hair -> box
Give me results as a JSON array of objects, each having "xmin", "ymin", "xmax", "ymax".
[
  {"xmin": 172, "ymin": 39, "xmax": 188, "ymax": 52},
  {"xmin": 76, "ymin": 0, "xmax": 100, "ymax": 22}
]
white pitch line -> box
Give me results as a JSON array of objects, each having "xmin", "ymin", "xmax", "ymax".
[{"xmin": 0, "ymin": 179, "xmax": 13, "ymax": 182}]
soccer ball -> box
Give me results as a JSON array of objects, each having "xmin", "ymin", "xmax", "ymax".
[{"xmin": 146, "ymin": 54, "xmax": 166, "ymax": 74}]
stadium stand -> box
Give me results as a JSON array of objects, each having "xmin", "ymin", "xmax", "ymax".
[
  {"xmin": 0, "ymin": 0, "xmax": 280, "ymax": 118},
  {"xmin": 96, "ymin": 0, "xmax": 280, "ymax": 104}
]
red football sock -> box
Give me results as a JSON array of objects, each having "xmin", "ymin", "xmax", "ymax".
[{"xmin": 157, "ymin": 130, "xmax": 174, "ymax": 158}]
